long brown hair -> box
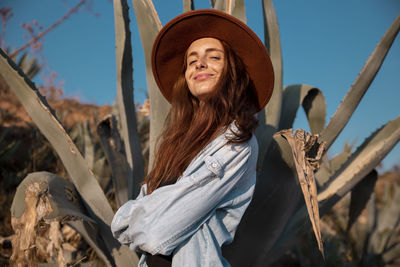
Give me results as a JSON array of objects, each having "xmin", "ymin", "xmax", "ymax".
[{"xmin": 144, "ymin": 40, "xmax": 259, "ymax": 194}]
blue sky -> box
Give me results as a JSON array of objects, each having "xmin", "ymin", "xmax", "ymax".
[{"xmin": 2, "ymin": 0, "xmax": 400, "ymax": 171}]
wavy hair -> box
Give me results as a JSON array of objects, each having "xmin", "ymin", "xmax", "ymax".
[{"xmin": 144, "ymin": 40, "xmax": 259, "ymax": 194}]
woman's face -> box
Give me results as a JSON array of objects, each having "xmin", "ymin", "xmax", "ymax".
[{"xmin": 185, "ymin": 38, "xmax": 225, "ymax": 100}]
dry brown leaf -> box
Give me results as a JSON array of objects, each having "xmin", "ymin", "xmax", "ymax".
[{"xmin": 280, "ymin": 128, "xmax": 326, "ymax": 259}]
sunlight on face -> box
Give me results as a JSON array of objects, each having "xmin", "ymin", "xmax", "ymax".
[{"xmin": 185, "ymin": 38, "xmax": 225, "ymax": 100}]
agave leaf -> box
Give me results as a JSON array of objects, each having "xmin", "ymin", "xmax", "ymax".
[
  {"xmin": 232, "ymin": 0, "xmax": 246, "ymax": 23},
  {"xmin": 25, "ymin": 56, "xmax": 42, "ymax": 79},
  {"xmin": 16, "ymin": 52, "xmax": 28, "ymax": 67},
  {"xmin": 0, "ymin": 49, "xmax": 113, "ymax": 223},
  {"xmin": 370, "ymin": 183, "xmax": 400, "ymax": 254},
  {"xmin": 265, "ymin": 116, "xmax": 400, "ymax": 265},
  {"xmin": 82, "ymin": 120, "xmax": 95, "ymax": 169},
  {"xmin": 132, "ymin": 0, "xmax": 170, "ymax": 169},
  {"xmin": 68, "ymin": 220, "xmax": 113, "ymax": 267},
  {"xmin": 318, "ymin": 116, "xmax": 400, "ymax": 204},
  {"xmin": 97, "ymin": 115, "xmax": 130, "ymax": 207},
  {"xmin": 212, "ymin": 0, "xmax": 234, "ymax": 14},
  {"xmin": 16, "ymin": 52, "xmax": 41, "ymax": 79},
  {"xmin": 320, "ymin": 14, "xmax": 400, "ymax": 150},
  {"xmin": 262, "ymin": 0, "xmax": 283, "ymax": 129},
  {"xmin": 280, "ymin": 129, "xmax": 326, "ymax": 259},
  {"xmin": 279, "ymin": 84, "xmax": 326, "ymax": 134},
  {"xmin": 113, "ymin": 0, "xmax": 145, "ymax": 198},
  {"xmin": 0, "ymin": 49, "xmax": 137, "ymax": 265},
  {"xmin": 223, "ymin": 133, "xmax": 302, "ymax": 267},
  {"xmin": 347, "ymin": 170, "xmax": 378, "ymax": 233},
  {"xmin": 383, "ymin": 240, "xmax": 400, "ymax": 265},
  {"xmin": 316, "ymin": 150, "xmax": 351, "ymax": 188},
  {"xmin": 92, "ymin": 156, "xmax": 112, "ymax": 191},
  {"xmin": 183, "ymin": 0, "xmax": 194, "ymax": 12}
]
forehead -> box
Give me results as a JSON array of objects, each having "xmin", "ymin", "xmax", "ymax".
[{"xmin": 186, "ymin": 37, "xmax": 224, "ymax": 55}]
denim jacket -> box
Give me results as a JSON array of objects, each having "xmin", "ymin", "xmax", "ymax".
[{"xmin": 111, "ymin": 124, "xmax": 258, "ymax": 266}]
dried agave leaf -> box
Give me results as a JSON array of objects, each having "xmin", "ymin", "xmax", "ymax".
[
  {"xmin": 280, "ymin": 129, "xmax": 326, "ymax": 259},
  {"xmin": 268, "ymin": 116, "xmax": 400, "ymax": 265}
]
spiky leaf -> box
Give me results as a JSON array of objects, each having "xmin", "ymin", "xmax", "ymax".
[
  {"xmin": 132, "ymin": 0, "xmax": 170, "ymax": 169},
  {"xmin": 279, "ymin": 84, "xmax": 326, "ymax": 134},
  {"xmin": 262, "ymin": 0, "xmax": 283, "ymax": 129},
  {"xmin": 223, "ymin": 133, "xmax": 302, "ymax": 266},
  {"xmin": 183, "ymin": 0, "xmax": 194, "ymax": 12},
  {"xmin": 97, "ymin": 115, "xmax": 130, "ymax": 207},
  {"xmin": 113, "ymin": 0, "xmax": 145, "ymax": 198},
  {"xmin": 0, "ymin": 49, "xmax": 137, "ymax": 265},
  {"xmin": 347, "ymin": 170, "xmax": 378, "ymax": 232},
  {"xmin": 320, "ymin": 14, "xmax": 400, "ymax": 150},
  {"xmin": 268, "ymin": 116, "xmax": 400, "ymax": 264}
]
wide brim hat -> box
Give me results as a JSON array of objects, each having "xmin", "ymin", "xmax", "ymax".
[{"xmin": 151, "ymin": 9, "xmax": 274, "ymax": 111}]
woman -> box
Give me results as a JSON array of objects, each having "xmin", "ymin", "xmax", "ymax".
[{"xmin": 111, "ymin": 9, "xmax": 274, "ymax": 266}]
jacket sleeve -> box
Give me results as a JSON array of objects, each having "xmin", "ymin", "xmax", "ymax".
[{"xmin": 111, "ymin": 136, "xmax": 257, "ymax": 255}]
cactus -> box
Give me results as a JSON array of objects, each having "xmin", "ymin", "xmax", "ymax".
[{"xmin": 2, "ymin": 0, "xmax": 399, "ymax": 266}]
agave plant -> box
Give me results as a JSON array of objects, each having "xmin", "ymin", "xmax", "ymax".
[{"xmin": 1, "ymin": 0, "xmax": 399, "ymax": 266}]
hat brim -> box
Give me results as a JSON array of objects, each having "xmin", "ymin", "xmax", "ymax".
[{"xmin": 151, "ymin": 9, "xmax": 274, "ymax": 111}]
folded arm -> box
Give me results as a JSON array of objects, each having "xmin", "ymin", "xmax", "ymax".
[{"xmin": 111, "ymin": 136, "xmax": 257, "ymax": 255}]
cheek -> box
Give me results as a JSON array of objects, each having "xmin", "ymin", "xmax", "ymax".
[{"xmin": 184, "ymin": 69, "xmax": 190, "ymax": 83}]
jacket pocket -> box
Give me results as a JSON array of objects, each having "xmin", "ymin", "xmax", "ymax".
[{"xmin": 204, "ymin": 155, "xmax": 223, "ymax": 178}]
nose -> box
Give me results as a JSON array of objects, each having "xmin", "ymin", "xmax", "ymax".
[{"xmin": 195, "ymin": 57, "xmax": 207, "ymax": 69}]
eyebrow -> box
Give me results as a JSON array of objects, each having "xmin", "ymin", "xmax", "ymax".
[{"xmin": 187, "ymin": 48, "xmax": 224, "ymax": 58}]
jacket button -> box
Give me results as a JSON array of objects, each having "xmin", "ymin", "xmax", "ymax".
[{"xmin": 211, "ymin": 163, "xmax": 218, "ymax": 168}]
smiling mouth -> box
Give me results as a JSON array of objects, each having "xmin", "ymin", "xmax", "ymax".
[{"xmin": 194, "ymin": 73, "xmax": 213, "ymax": 81}]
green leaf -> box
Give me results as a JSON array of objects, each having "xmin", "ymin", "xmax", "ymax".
[
  {"xmin": 223, "ymin": 133, "xmax": 302, "ymax": 266},
  {"xmin": 183, "ymin": 0, "xmax": 194, "ymax": 12},
  {"xmin": 262, "ymin": 0, "xmax": 283, "ymax": 129},
  {"xmin": 82, "ymin": 120, "xmax": 95, "ymax": 169},
  {"xmin": 97, "ymin": 115, "xmax": 130, "ymax": 207},
  {"xmin": 0, "ymin": 48, "xmax": 113, "ymax": 223},
  {"xmin": 0, "ymin": 49, "xmax": 137, "ymax": 265},
  {"xmin": 68, "ymin": 220, "xmax": 113, "ymax": 267},
  {"xmin": 132, "ymin": 0, "xmax": 170, "ymax": 169},
  {"xmin": 113, "ymin": 0, "xmax": 145, "ymax": 198},
  {"xmin": 318, "ymin": 116, "xmax": 400, "ymax": 205},
  {"xmin": 279, "ymin": 84, "xmax": 326, "ymax": 134},
  {"xmin": 347, "ymin": 170, "xmax": 378, "ymax": 233},
  {"xmin": 316, "ymin": 150, "xmax": 351, "ymax": 187},
  {"xmin": 320, "ymin": 14, "xmax": 400, "ymax": 150},
  {"xmin": 212, "ymin": 0, "xmax": 234, "ymax": 13},
  {"xmin": 232, "ymin": 0, "xmax": 246, "ymax": 23},
  {"xmin": 370, "ymin": 183, "xmax": 400, "ymax": 254},
  {"xmin": 264, "ymin": 116, "xmax": 400, "ymax": 265}
]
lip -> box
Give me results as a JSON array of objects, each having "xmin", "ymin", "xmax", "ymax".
[{"xmin": 194, "ymin": 73, "xmax": 213, "ymax": 81}]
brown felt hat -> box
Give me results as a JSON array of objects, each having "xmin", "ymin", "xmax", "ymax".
[{"xmin": 151, "ymin": 9, "xmax": 274, "ymax": 111}]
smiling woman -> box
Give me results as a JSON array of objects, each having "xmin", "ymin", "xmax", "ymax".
[
  {"xmin": 111, "ymin": 9, "xmax": 274, "ymax": 267},
  {"xmin": 185, "ymin": 38, "xmax": 225, "ymax": 100}
]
